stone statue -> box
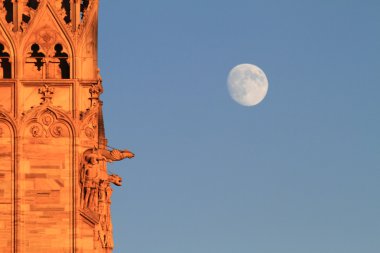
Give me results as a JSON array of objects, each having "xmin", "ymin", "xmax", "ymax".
[
  {"xmin": 81, "ymin": 149, "xmax": 107, "ymax": 210},
  {"xmin": 80, "ymin": 146, "xmax": 134, "ymax": 249}
]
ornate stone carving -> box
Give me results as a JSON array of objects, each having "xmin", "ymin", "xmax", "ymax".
[
  {"xmin": 20, "ymin": 0, "xmax": 41, "ymax": 32},
  {"xmin": 89, "ymin": 70, "xmax": 104, "ymax": 107},
  {"xmin": 80, "ymin": 147, "xmax": 133, "ymax": 211},
  {"xmin": 80, "ymin": 147, "xmax": 134, "ymax": 249},
  {"xmin": 36, "ymin": 29, "xmax": 58, "ymax": 53},
  {"xmin": 80, "ymin": 111, "xmax": 98, "ymax": 140},
  {"xmin": 29, "ymin": 123, "xmax": 44, "ymax": 137},
  {"xmin": 38, "ymin": 84, "xmax": 55, "ymax": 104},
  {"xmin": 89, "ymin": 83, "xmax": 102, "ymax": 107},
  {"xmin": 50, "ymin": 122, "xmax": 65, "ymax": 137},
  {"xmin": 41, "ymin": 111, "xmax": 54, "ymax": 125},
  {"xmin": 24, "ymin": 109, "xmax": 69, "ymax": 138},
  {"xmin": 101, "ymin": 148, "xmax": 135, "ymax": 162},
  {"xmin": 0, "ymin": 0, "xmax": 133, "ymax": 251},
  {"xmin": 84, "ymin": 126, "xmax": 95, "ymax": 139},
  {"xmin": 25, "ymin": 38, "xmax": 70, "ymax": 80},
  {"xmin": 80, "ymin": 149, "xmax": 106, "ymax": 211}
]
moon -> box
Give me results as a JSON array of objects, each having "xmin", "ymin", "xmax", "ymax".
[{"xmin": 227, "ymin": 64, "xmax": 269, "ymax": 106}]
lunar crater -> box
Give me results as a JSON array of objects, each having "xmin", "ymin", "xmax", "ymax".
[{"xmin": 227, "ymin": 64, "xmax": 269, "ymax": 106}]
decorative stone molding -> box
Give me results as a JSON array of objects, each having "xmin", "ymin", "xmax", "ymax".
[
  {"xmin": 0, "ymin": 1, "xmax": 134, "ymax": 251},
  {"xmin": 80, "ymin": 110, "xmax": 98, "ymax": 141},
  {"xmin": 0, "ymin": 112, "xmax": 7, "ymax": 119},
  {"xmin": 53, "ymin": 0, "xmax": 73, "ymax": 31},
  {"xmin": 26, "ymin": 109, "xmax": 69, "ymax": 138},
  {"xmin": 38, "ymin": 84, "xmax": 55, "ymax": 104},
  {"xmin": 19, "ymin": 0, "xmax": 42, "ymax": 32},
  {"xmin": 77, "ymin": 0, "xmax": 95, "ymax": 36},
  {"xmin": 36, "ymin": 28, "xmax": 58, "ymax": 53},
  {"xmin": 0, "ymin": 0, "xmax": 14, "ymax": 31}
]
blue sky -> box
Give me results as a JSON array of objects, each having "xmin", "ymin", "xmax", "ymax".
[{"xmin": 98, "ymin": 1, "xmax": 380, "ymax": 252}]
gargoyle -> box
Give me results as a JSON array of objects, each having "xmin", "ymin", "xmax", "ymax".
[
  {"xmin": 107, "ymin": 174, "xmax": 122, "ymax": 186},
  {"xmin": 80, "ymin": 147, "xmax": 134, "ymax": 212},
  {"xmin": 100, "ymin": 148, "xmax": 135, "ymax": 162}
]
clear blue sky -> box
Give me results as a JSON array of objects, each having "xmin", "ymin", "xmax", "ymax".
[{"xmin": 98, "ymin": 1, "xmax": 380, "ymax": 252}]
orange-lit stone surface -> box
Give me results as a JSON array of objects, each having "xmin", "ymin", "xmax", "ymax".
[{"xmin": 0, "ymin": 1, "xmax": 133, "ymax": 252}]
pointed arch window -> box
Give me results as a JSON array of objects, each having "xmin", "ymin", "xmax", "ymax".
[
  {"xmin": 3, "ymin": 0, "xmax": 13, "ymax": 24},
  {"xmin": 30, "ymin": 43, "xmax": 45, "ymax": 71},
  {"xmin": 21, "ymin": 0, "xmax": 40, "ymax": 30},
  {"xmin": 25, "ymin": 43, "xmax": 45, "ymax": 79},
  {"xmin": 0, "ymin": 43, "xmax": 11, "ymax": 79},
  {"xmin": 80, "ymin": 0, "xmax": 89, "ymax": 20},
  {"xmin": 53, "ymin": 44, "xmax": 70, "ymax": 79},
  {"xmin": 26, "ymin": 0, "xmax": 39, "ymax": 10},
  {"xmin": 25, "ymin": 42, "xmax": 71, "ymax": 79},
  {"xmin": 61, "ymin": 0, "xmax": 71, "ymax": 24}
]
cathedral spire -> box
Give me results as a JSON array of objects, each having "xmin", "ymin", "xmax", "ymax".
[{"xmin": 0, "ymin": 1, "xmax": 134, "ymax": 252}]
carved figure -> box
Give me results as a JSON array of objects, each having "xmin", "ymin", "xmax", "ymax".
[
  {"xmin": 97, "ymin": 177, "xmax": 117, "ymax": 248},
  {"xmin": 0, "ymin": 0, "xmax": 135, "ymax": 251},
  {"xmin": 81, "ymin": 149, "xmax": 107, "ymax": 210},
  {"xmin": 97, "ymin": 68, "xmax": 103, "ymax": 89},
  {"xmin": 80, "ymin": 147, "xmax": 133, "ymax": 248},
  {"xmin": 81, "ymin": 148, "xmax": 131, "ymax": 210}
]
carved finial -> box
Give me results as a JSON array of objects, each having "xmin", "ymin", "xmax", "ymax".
[
  {"xmin": 38, "ymin": 84, "xmax": 55, "ymax": 104},
  {"xmin": 89, "ymin": 83, "xmax": 103, "ymax": 107}
]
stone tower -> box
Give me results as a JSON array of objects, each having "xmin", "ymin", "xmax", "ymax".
[{"xmin": 0, "ymin": 1, "xmax": 134, "ymax": 252}]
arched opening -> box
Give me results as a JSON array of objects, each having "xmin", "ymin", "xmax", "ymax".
[
  {"xmin": 54, "ymin": 44, "xmax": 70, "ymax": 79},
  {"xmin": 30, "ymin": 43, "xmax": 45, "ymax": 71},
  {"xmin": 25, "ymin": 43, "xmax": 46, "ymax": 79},
  {"xmin": 19, "ymin": 109, "xmax": 73, "ymax": 252},
  {"xmin": 26, "ymin": 0, "xmax": 39, "ymax": 10},
  {"xmin": 80, "ymin": 0, "xmax": 89, "ymax": 20},
  {"xmin": 21, "ymin": 0, "xmax": 40, "ymax": 29},
  {"xmin": 0, "ymin": 119, "xmax": 14, "ymax": 252},
  {"xmin": 3, "ymin": 0, "xmax": 13, "ymax": 24},
  {"xmin": 0, "ymin": 43, "xmax": 11, "ymax": 79},
  {"xmin": 61, "ymin": 0, "xmax": 71, "ymax": 24}
]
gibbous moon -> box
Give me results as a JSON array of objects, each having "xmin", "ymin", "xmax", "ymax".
[{"xmin": 227, "ymin": 64, "xmax": 269, "ymax": 106}]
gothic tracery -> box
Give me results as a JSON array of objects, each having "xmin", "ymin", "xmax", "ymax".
[{"xmin": 0, "ymin": 0, "xmax": 130, "ymax": 251}]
